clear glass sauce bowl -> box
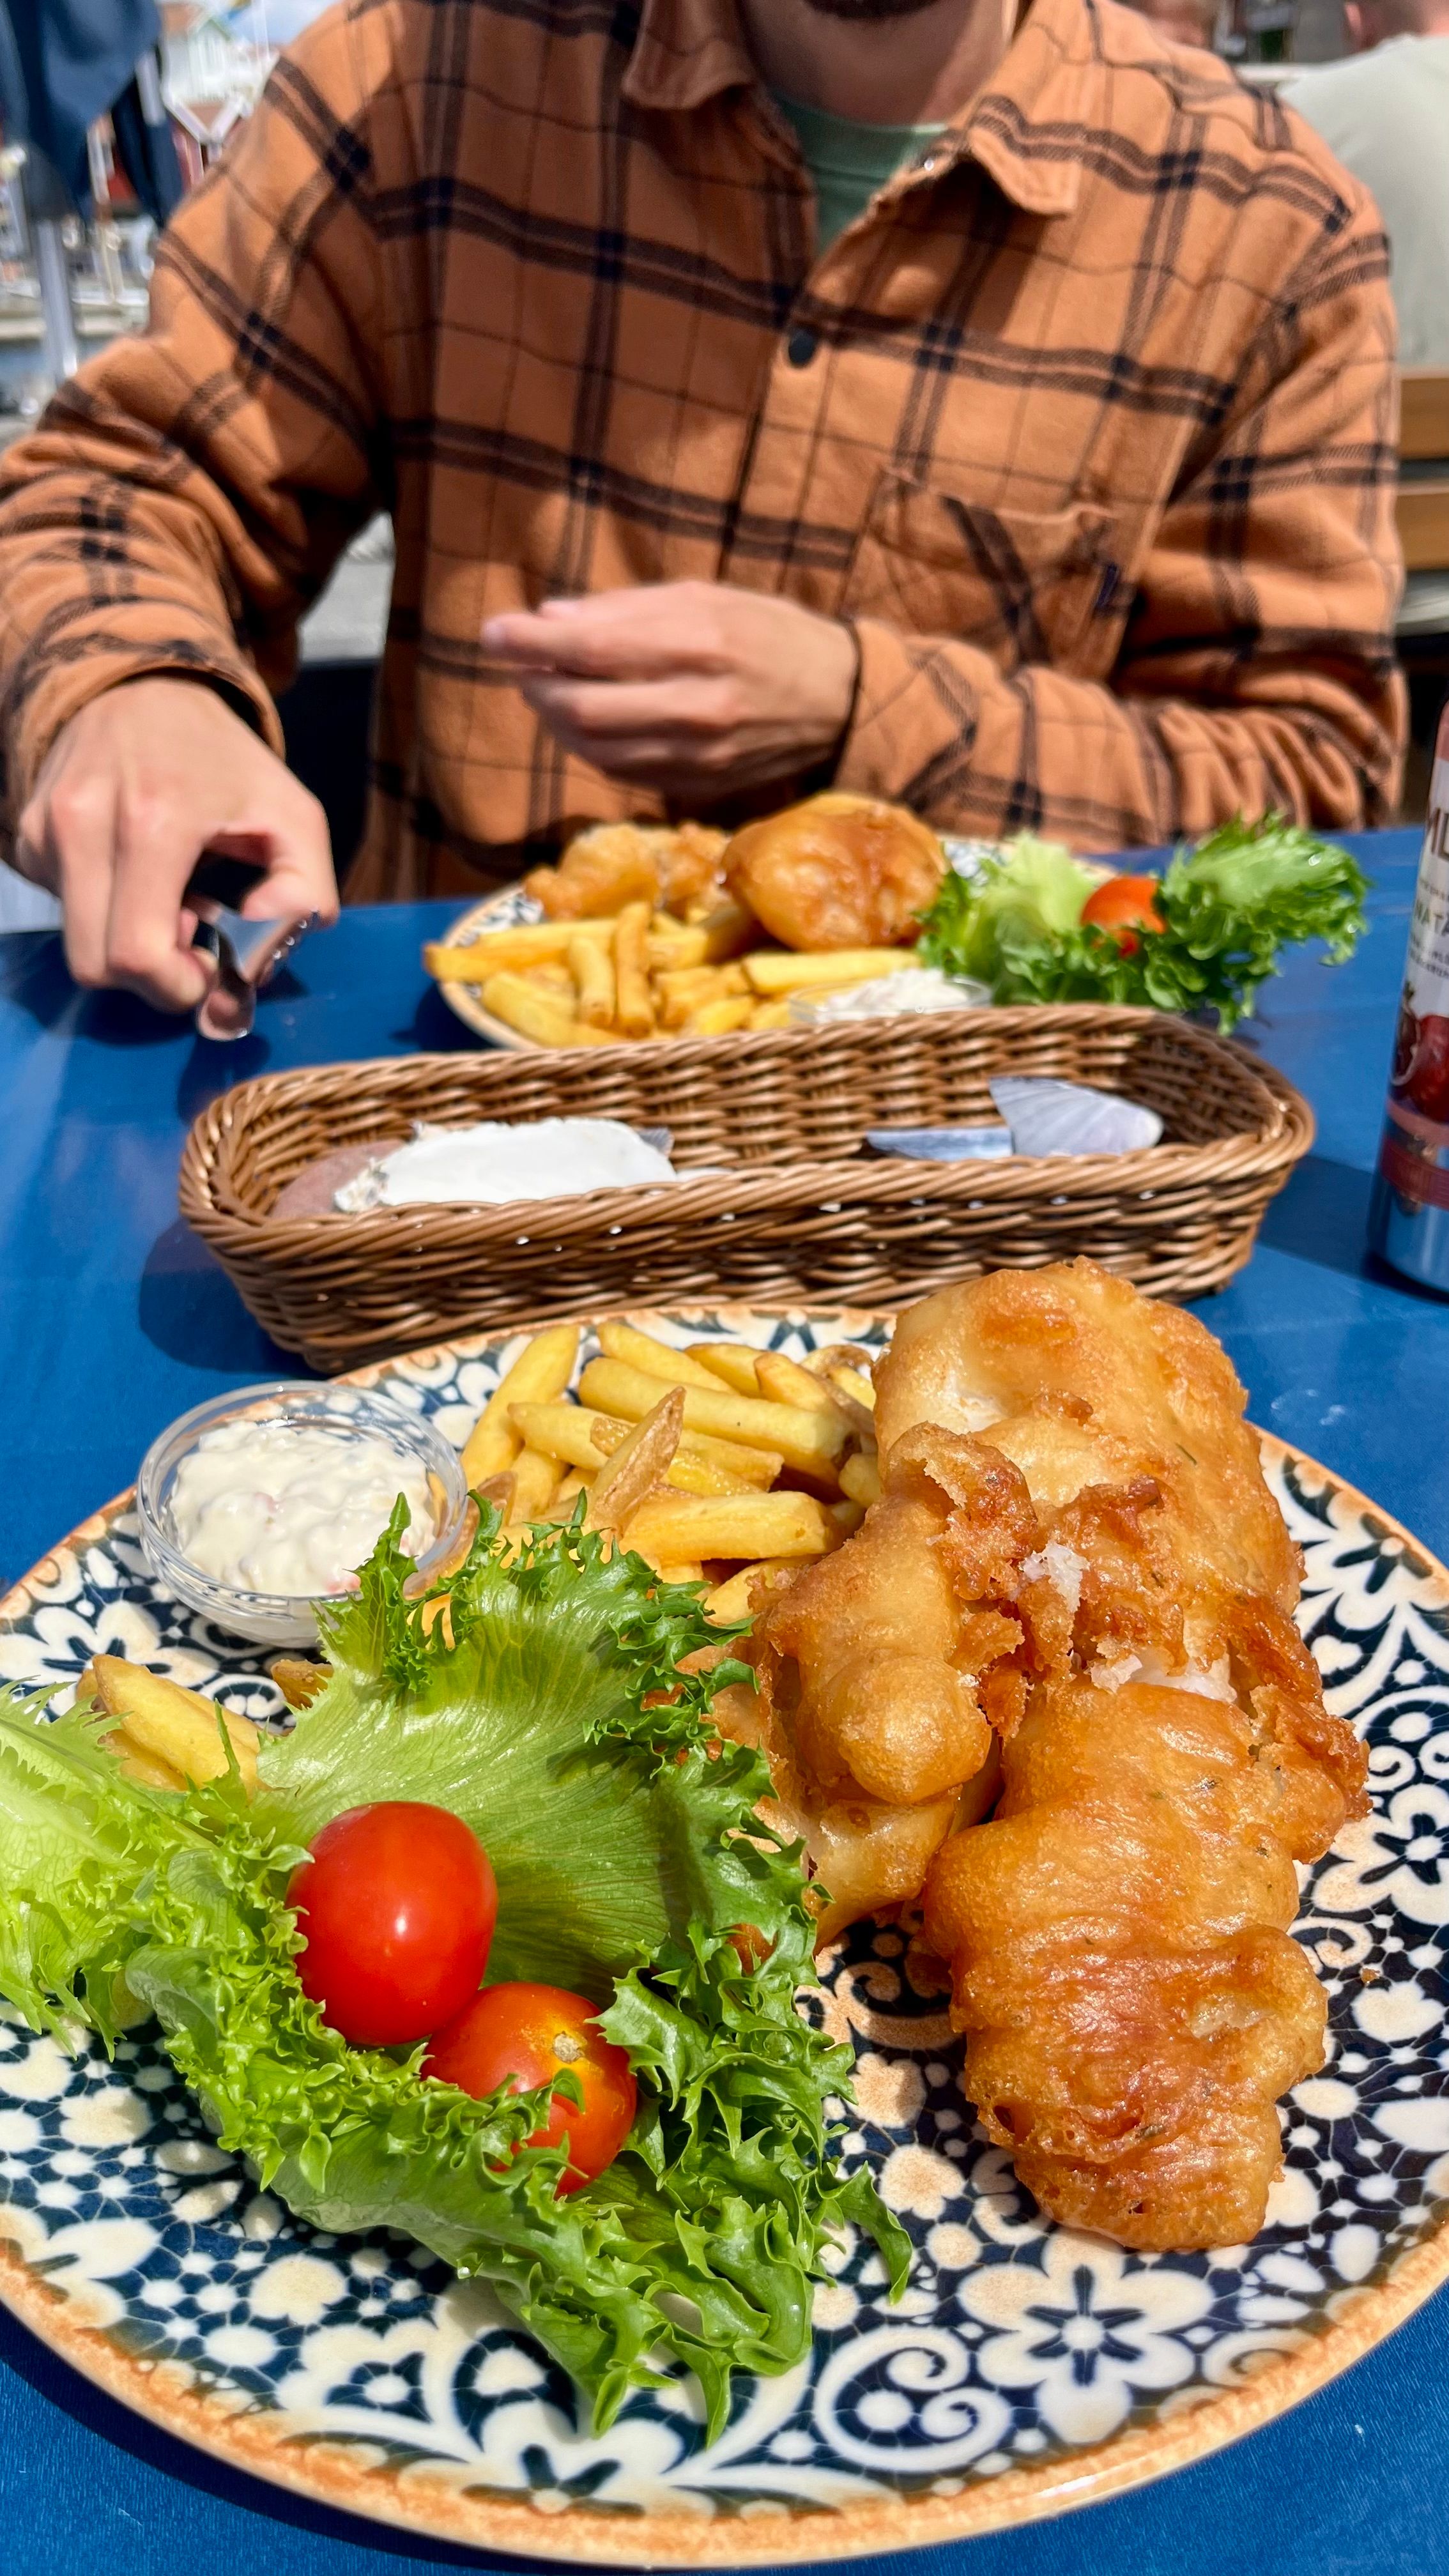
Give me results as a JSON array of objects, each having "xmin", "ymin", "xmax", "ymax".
[{"xmin": 136, "ymin": 1381, "xmax": 469, "ymax": 1648}]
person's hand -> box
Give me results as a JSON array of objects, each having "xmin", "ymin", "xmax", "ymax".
[
  {"xmin": 482, "ymin": 582, "xmax": 860, "ymax": 801},
  {"xmin": 15, "ymin": 676, "xmax": 339, "ymax": 1016}
]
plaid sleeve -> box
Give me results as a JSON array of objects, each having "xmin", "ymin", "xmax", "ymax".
[
  {"xmin": 0, "ymin": 6, "xmax": 388, "ymax": 822},
  {"xmin": 838, "ymin": 186, "xmax": 1405, "ymax": 847}
]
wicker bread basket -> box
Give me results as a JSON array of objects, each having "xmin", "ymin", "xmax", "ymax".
[{"xmin": 178, "ymin": 1006, "xmax": 1313, "ymax": 1371}]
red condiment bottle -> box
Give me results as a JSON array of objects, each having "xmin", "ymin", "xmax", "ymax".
[{"xmin": 1368, "ymin": 710, "xmax": 1449, "ymax": 1290}]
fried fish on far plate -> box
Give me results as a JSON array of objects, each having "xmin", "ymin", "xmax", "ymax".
[{"xmin": 726, "ymin": 1260, "xmax": 1368, "ymax": 2251}]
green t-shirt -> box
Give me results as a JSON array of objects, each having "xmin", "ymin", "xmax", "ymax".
[{"xmin": 772, "ymin": 91, "xmax": 947, "ymax": 254}]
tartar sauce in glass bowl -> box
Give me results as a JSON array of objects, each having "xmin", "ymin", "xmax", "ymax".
[
  {"xmin": 169, "ymin": 1417, "xmax": 435, "ymax": 1598},
  {"xmin": 136, "ymin": 1383, "xmax": 469, "ymax": 1647}
]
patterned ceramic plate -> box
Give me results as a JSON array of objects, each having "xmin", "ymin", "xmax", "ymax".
[{"xmin": 1, "ymin": 1305, "xmax": 1447, "ymax": 2566}]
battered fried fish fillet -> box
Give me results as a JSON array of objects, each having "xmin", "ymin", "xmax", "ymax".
[
  {"xmin": 524, "ymin": 821, "xmax": 729, "ymax": 921},
  {"xmin": 727, "ymin": 1427, "xmax": 1028, "ymax": 1941},
  {"xmin": 876, "ymin": 1261, "xmax": 1302, "ymax": 1619},
  {"xmin": 723, "ymin": 793, "xmax": 946, "ymax": 951},
  {"xmin": 923, "ymin": 1665, "xmax": 1365, "ymax": 2248}
]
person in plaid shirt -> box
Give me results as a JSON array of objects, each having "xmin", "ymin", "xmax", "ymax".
[{"xmin": 0, "ymin": 0, "xmax": 1405, "ymax": 1014}]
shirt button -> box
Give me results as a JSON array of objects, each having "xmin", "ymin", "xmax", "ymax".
[{"xmin": 786, "ymin": 326, "xmax": 818, "ymax": 369}]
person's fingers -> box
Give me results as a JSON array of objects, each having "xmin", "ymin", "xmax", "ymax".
[
  {"xmin": 219, "ymin": 792, "xmax": 341, "ymax": 928},
  {"xmin": 46, "ymin": 770, "xmax": 121, "ymax": 988},
  {"xmin": 519, "ymin": 672, "xmax": 730, "ymax": 742},
  {"xmin": 105, "ymin": 806, "xmax": 216, "ymax": 1011},
  {"xmin": 484, "ymin": 591, "xmax": 707, "ymax": 682}
]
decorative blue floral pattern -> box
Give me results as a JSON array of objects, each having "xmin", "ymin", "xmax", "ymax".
[{"xmin": 0, "ymin": 1311, "xmax": 1446, "ymax": 2529}]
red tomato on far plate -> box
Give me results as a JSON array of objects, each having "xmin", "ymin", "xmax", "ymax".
[
  {"xmin": 424, "ymin": 1981, "xmax": 638, "ymax": 2195},
  {"xmin": 289, "ymin": 1801, "xmax": 497, "ymax": 2046},
  {"xmin": 1080, "ymin": 873, "xmax": 1165, "ymax": 953}
]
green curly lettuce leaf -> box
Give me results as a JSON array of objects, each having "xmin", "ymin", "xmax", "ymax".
[
  {"xmin": 917, "ymin": 816, "xmax": 1369, "ymax": 1031},
  {"xmin": 0, "ymin": 1508, "xmax": 908, "ymax": 2435}
]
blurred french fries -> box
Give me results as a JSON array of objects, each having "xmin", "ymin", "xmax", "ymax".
[
  {"xmin": 741, "ymin": 947, "xmax": 921, "ymax": 995},
  {"xmin": 480, "ymin": 970, "xmax": 611, "ymax": 1050},
  {"xmin": 613, "ymin": 903, "xmax": 656, "ymax": 1039},
  {"xmin": 91, "ymin": 1657, "xmax": 260, "ymax": 1795},
  {"xmin": 424, "ymin": 885, "xmax": 918, "ymax": 1048}
]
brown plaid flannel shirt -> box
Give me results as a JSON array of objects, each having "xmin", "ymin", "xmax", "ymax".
[{"xmin": 0, "ymin": 0, "xmax": 1404, "ymax": 896}]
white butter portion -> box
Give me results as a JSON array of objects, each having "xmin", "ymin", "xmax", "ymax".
[{"xmin": 335, "ymin": 1118, "xmax": 678, "ymax": 1209}]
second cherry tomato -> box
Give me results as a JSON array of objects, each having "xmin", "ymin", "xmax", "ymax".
[
  {"xmin": 1080, "ymin": 873, "xmax": 1165, "ymax": 952},
  {"xmin": 423, "ymin": 1981, "xmax": 637, "ymax": 2195},
  {"xmin": 289, "ymin": 1800, "xmax": 497, "ymax": 2046}
]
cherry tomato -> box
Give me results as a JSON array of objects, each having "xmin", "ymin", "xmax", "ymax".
[
  {"xmin": 423, "ymin": 1981, "xmax": 637, "ymax": 2195},
  {"xmin": 1080, "ymin": 873, "xmax": 1165, "ymax": 953},
  {"xmin": 289, "ymin": 1802, "xmax": 497, "ymax": 2046}
]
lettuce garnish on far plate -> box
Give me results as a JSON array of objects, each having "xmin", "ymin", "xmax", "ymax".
[
  {"xmin": 917, "ymin": 816, "xmax": 1369, "ymax": 1029},
  {"xmin": 0, "ymin": 1506, "xmax": 908, "ymax": 2434}
]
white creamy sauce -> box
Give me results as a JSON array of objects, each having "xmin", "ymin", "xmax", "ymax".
[
  {"xmin": 169, "ymin": 1418, "xmax": 435, "ymax": 1598},
  {"xmin": 334, "ymin": 1119, "xmax": 678, "ymax": 1211}
]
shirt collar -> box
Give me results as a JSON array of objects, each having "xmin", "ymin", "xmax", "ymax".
[{"xmin": 624, "ymin": 0, "xmax": 1101, "ymax": 218}]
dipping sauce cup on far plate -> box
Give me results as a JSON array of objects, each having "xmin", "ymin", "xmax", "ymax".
[{"xmin": 137, "ymin": 1383, "xmax": 469, "ymax": 1647}]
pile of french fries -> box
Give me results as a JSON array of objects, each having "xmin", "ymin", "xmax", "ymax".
[
  {"xmin": 424, "ymin": 905, "xmax": 921, "ymax": 1050},
  {"xmin": 79, "ymin": 1325, "xmax": 882, "ymax": 1783},
  {"xmin": 460, "ymin": 1318, "xmax": 882, "ymax": 1620}
]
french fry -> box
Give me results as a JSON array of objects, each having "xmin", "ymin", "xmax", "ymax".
[
  {"xmin": 480, "ymin": 972, "xmax": 610, "ymax": 1050},
  {"xmin": 595, "ymin": 1321, "xmax": 726, "ymax": 1392},
  {"xmin": 507, "ymin": 1445, "xmax": 560, "ymax": 1525},
  {"xmin": 509, "ymin": 1402, "xmax": 754, "ymax": 1498},
  {"xmin": 588, "ymin": 1388, "xmax": 684, "ymax": 1531},
  {"xmin": 569, "ymin": 933, "xmax": 617, "ymax": 1029},
  {"xmin": 703, "ymin": 1558, "xmax": 803, "ymax": 1623},
  {"xmin": 613, "ymin": 901, "xmax": 655, "ymax": 1038},
  {"xmin": 654, "ymin": 1563, "xmax": 705, "ymax": 1585},
  {"xmin": 462, "ymin": 1324, "xmax": 581, "ymax": 1484},
  {"xmin": 686, "ymin": 1342, "xmax": 760, "ymax": 1397},
  {"xmin": 91, "ymin": 1657, "xmax": 260, "ymax": 1795},
  {"xmin": 109, "ymin": 1733, "xmax": 188, "ymax": 1793},
  {"xmin": 748, "ymin": 1000, "xmax": 793, "ymax": 1031},
  {"xmin": 647, "ymin": 925, "xmax": 709, "ymax": 971},
  {"xmin": 424, "ymin": 919, "xmax": 613, "ymax": 980},
  {"xmin": 686, "ymin": 995, "xmax": 755, "ymax": 1037},
  {"xmin": 741, "ymin": 947, "xmax": 921, "ymax": 995},
  {"xmin": 270, "ymin": 1657, "xmax": 330, "ymax": 1710},
  {"xmin": 530, "ymin": 960, "xmax": 576, "ymax": 993},
  {"xmin": 808, "ymin": 1353, "xmax": 878, "ymax": 1413},
  {"xmin": 622, "ymin": 1491, "xmax": 840, "ymax": 1564},
  {"xmin": 755, "ymin": 1349, "xmax": 853, "ymax": 1421},
  {"xmin": 579, "ymin": 1354, "xmax": 848, "ymax": 1480},
  {"xmin": 839, "ymin": 1450, "xmax": 882, "ymax": 1507},
  {"xmin": 696, "ymin": 898, "xmax": 755, "ymax": 961}
]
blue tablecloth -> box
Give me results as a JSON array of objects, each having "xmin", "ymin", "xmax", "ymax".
[{"xmin": 1, "ymin": 829, "xmax": 1446, "ymax": 2576}]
